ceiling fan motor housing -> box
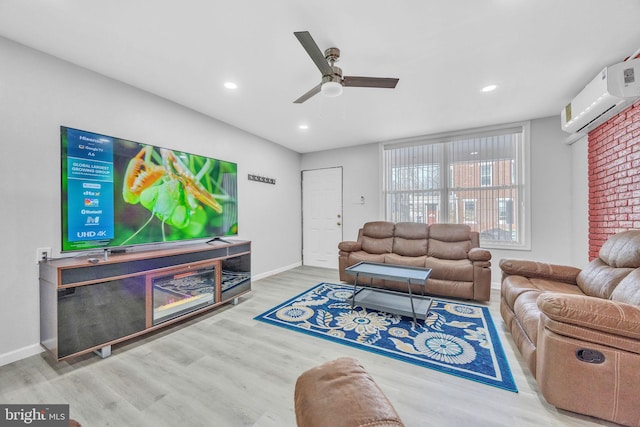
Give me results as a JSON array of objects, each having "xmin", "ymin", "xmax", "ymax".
[
  {"xmin": 324, "ymin": 47, "xmax": 341, "ymax": 64},
  {"xmin": 323, "ymin": 66, "xmax": 343, "ymax": 84}
]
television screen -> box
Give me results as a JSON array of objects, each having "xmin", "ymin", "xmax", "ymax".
[{"xmin": 61, "ymin": 126, "xmax": 238, "ymax": 252}]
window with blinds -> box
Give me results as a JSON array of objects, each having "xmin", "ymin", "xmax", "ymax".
[{"xmin": 382, "ymin": 123, "xmax": 529, "ymax": 248}]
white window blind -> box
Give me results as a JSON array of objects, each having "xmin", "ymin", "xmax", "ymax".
[{"xmin": 382, "ymin": 123, "xmax": 529, "ymax": 248}]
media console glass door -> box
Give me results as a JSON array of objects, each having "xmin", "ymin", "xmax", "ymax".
[
  {"xmin": 57, "ymin": 277, "xmax": 146, "ymax": 358},
  {"xmin": 221, "ymin": 253, "xmax": 251, "ymax": 300},
  {"xmin": 150, "ymin": 264, "xmax": 217, "ymax": 326}
]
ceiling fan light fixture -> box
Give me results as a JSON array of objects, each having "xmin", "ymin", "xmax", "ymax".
[{"xmin": 321, "ymin": 81, "xmax": 343, "ymax": 97}]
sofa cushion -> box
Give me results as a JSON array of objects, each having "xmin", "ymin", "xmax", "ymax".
[
  {"xmin": 384, "ymin": 253, "xmax": 427, "ymax": 267},
  {"xmin": 361, "ymin": 221, "xmax": 394, "ymax": 254},
  {"xmin": 501, "ymin": 275, "xmax": 584, "ymax": 312},
  {"xmin": 427, "ymin": 224, "xmax": 472, "ymax": 260},
  {"xmin": 393, "ymin": 222, "xmax": 428, "ymax": 256},
  {"xmin": 429, "ymin": 223, "xmax": 471, "ymax": 241},
  {"xmin": 427, "ymin": 278, "xmax": 474, "ymax": 300},
  {"xmin": 599, "ymin": 229, "xmax": 640, "ymax": 268},
  {"xmin": 394, "ymin": 222, "xmax": 429, "ymax": 239},
  {"xmin": 425, "ymin": 257, "xmax": 473, "ymax": 282},
  {"xmin": 576, "ymin": 258, "xmax": 634, "ymax": 299},
  {"xmin": 427, "ymin": 239, "xmax": 472, "ymax": 260},
  {"xmin": 349, "ymin": 251, "xmax": 386, "ymax": 264},
  {"xmin": 611, "ymin": 268, "xmax": 640, "ymax": 306},
  {"xmin": 513, "ymin": 291, "xmax": 542, "ymax": 349},
  {"xmin": 362, "ymin": 221, "xmax": 395, "ymax": 238},
  {"xmin": 501, "ymin": 275, "xmax": 538, "ymax": 309}
]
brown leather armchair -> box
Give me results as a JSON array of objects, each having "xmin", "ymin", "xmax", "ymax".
[{"xmin": 500, "ymin": 230, "xmax": 640, "ymax": 426}]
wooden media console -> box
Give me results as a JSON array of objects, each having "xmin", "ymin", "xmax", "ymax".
[{"xmin": 39, "ymin": 240, "xmax": 251, "ymax": 361}]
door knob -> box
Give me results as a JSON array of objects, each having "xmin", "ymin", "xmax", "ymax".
[{"xmin": 337, "ymin": 222, "xmax": 342, "ymax": 226}]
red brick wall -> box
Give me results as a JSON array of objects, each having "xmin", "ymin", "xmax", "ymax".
[{"xmin": 587, "ymin": 100, "xmax": 640, "ymax": 259}]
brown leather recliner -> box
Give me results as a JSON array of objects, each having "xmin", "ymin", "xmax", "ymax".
[
  {"xmin": 500, "ymin": 230, "xmax": 640, "ymax": 426},
  {"xmin": 294, "ymin": 357, "xmax": 405, "ymax": 427},
  {"xmin": 338, "ymin": 221, "xmax": 492, "ymax": 301}
]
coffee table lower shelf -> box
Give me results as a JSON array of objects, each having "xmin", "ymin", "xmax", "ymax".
[{"xmin": 352, "ymin": 288, "xmax": 432, "ymax": 320}]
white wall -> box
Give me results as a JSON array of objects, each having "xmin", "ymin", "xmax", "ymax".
[
  {"xmin": 301, "ymin": 116, "xmax": 582, "ymax": 284},
  {"xmin": 570, "ymin": 135, "xmax": 589, "ymax": 268},
  {"xmin": 0, "ymin": 37, "xmax": 302, "ymax": 365}
]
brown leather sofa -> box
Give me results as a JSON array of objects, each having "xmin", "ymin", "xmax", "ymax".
[
  {"xmin": 338, "ymin": 221, "xmax": 492, "ymax": 301},
  {"xmin": 294, "ymin": 357, "xmax": 404, "ymax": 427},
  {"xmin": 500, "ymin": 230, "xmax": 640, "ymax": 426}
]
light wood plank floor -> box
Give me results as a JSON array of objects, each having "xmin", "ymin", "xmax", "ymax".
[{"xmin": 0, "ymin": 266, "xmax": 618, "ymax": 426}]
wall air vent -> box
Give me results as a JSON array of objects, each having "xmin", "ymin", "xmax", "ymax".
[{"xmin": 571, "ymin": 103, "xmax": 618, "ymax": 134}]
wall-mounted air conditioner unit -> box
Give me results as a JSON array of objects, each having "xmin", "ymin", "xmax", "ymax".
[{"xmin": 561, "ymin": 58, "xmax": 640, "ymax": 134}]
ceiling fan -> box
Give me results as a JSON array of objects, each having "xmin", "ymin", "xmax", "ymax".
[{"xmin": 293, "ymin": 31, "xmax": 399, "ymax": 104}]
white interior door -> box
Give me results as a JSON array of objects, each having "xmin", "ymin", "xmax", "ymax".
[{"xmin": 302, "ymin": 167, "xmax": 343, "ymax": 268}]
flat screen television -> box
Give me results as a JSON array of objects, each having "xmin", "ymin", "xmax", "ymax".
[{"xmin": 61, "ymin": 126, "xmax": 238, "ymax": 253}]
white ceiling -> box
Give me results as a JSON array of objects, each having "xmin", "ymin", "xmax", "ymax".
[{"xmin": 1, "ymin": 1, "xmax": 639, "ymax": 153}]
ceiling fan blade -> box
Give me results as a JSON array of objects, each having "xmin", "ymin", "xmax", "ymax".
[
  {"xmin": 294, "ymin": 31, "xmax": 333, "ymax": 76},
  {"xmin": 343, "ymin": 76, "xmax": 399, "ymax": 88},
  {"xmin": 293, "ymin": 83, "xmax": 322, "ymax": 104}
]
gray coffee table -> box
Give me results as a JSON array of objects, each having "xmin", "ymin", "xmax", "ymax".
[{"xmin": 344, "ymin": 261, "xmax": 432, "ymax": 323}]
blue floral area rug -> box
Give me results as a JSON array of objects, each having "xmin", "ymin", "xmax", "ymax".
[{"xmin": 254, "ymin": 283, "xmax": 517, "ymax": 392}]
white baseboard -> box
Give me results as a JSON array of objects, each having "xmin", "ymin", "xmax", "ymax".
[
  {"xmin": 0, "ymin": 343, "xmax": 43, "ymax": 367},
  {"xmin": 252, "ymin": 262, "xmax": 302, "ymax": 281}
]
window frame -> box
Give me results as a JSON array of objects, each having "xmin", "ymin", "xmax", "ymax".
[{"xmin": 380, "ymin": 121, "xmax": 531, "ymax": 250}]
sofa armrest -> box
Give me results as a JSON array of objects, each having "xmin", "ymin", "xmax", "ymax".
[
  {"xmin": 537, "ymin": 293, "xmax": 640, "ymax": 340},
  {"xmin": 338, "ymin": 240, "xmax": 361, "ymax": 252},
  {"xmin": 294, "ymin": 357, "xmax": 405, "ymax": 427},
  {"xmin": 468, "ymin": 248, "xmax": 491, "ymax": 262},
  {"xmin": 499, "ymin": 258, "xmax": 580, "ymax": 285}
]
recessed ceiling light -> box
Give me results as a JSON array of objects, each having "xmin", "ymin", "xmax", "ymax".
[
  {"xmin": 224, "ymin": 82, "xmax": 238, "ymax": 90},
  {"xmin": 481, "ymin": 84, "xmax": 497, "ymax": 93},
  {"xmin": 299, "ymin": 124, "xmax": 309, "ymax": 130}
]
